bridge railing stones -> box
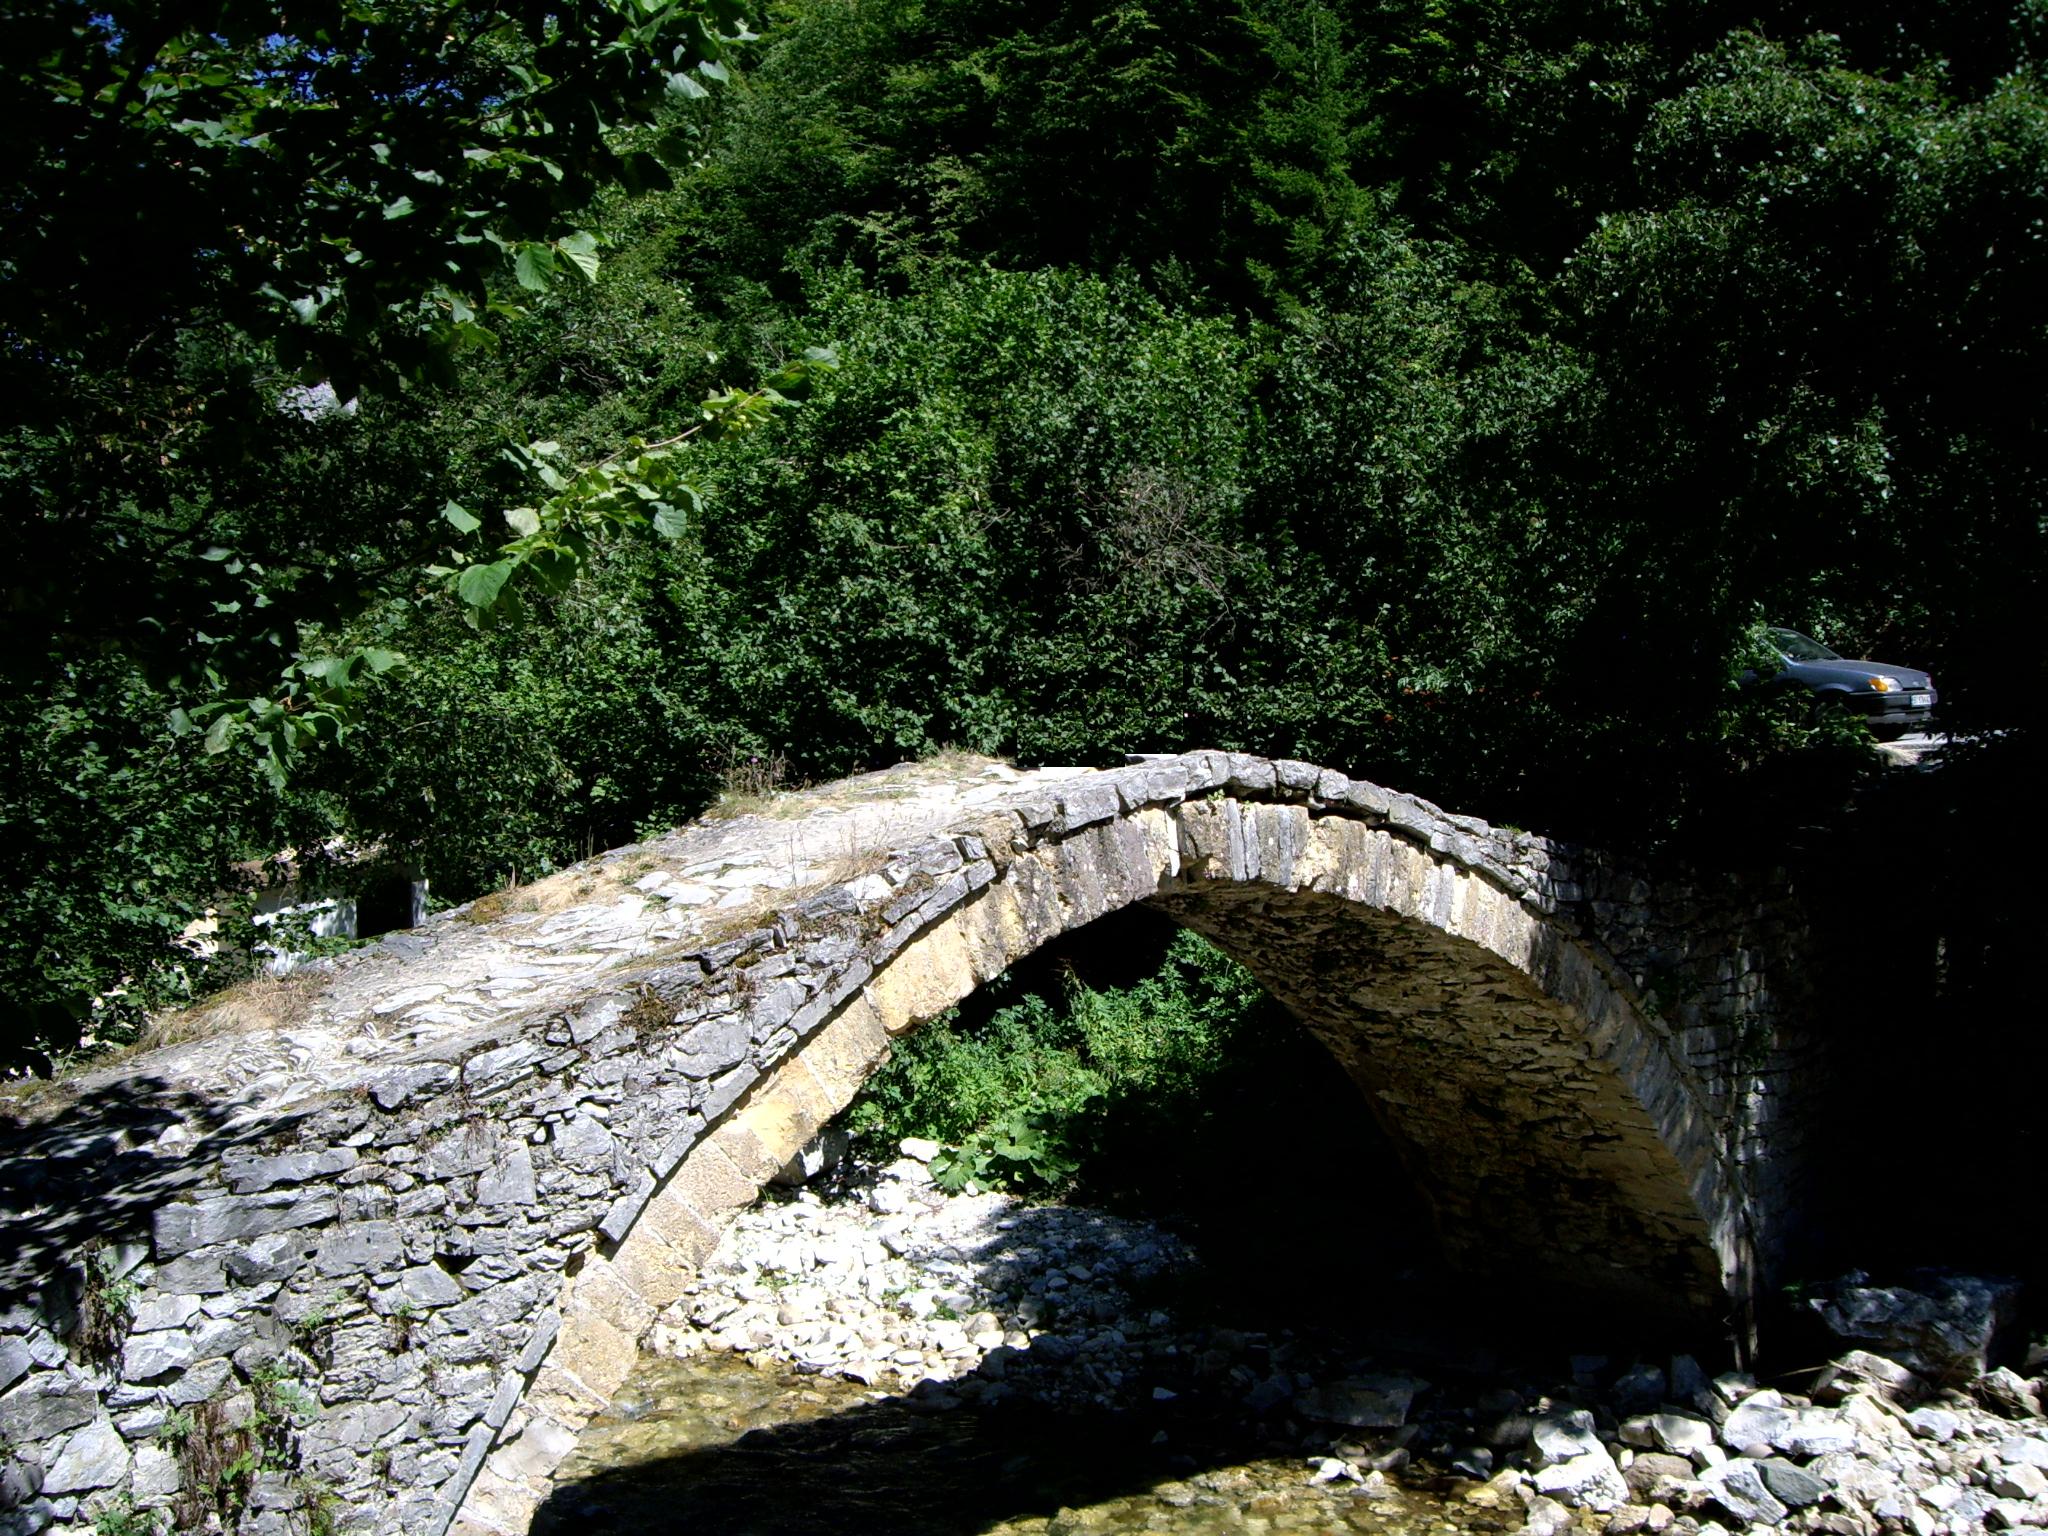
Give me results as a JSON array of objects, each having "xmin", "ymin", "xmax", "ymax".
[{"xmin": 0, "ymin": 752, "xmax": 1818, "ymax": 1536}]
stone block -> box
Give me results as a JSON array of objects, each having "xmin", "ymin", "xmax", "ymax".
[
  {"xmin": 456, "ymin": 1464, "xmax": 541, "ymax": 1536},
  {"xmin": 1534, "ymin": 1450, "xmax": 1631, "ymax": 1512},
  {"xmin": 396, "ymin": 1264, "xmax": 467, "ymax": 1308},
  {"xmin": 41, "ymin": 1418, "xmax": 128, "ymax": 1493},
  {"xmin": 153, "ymin": 1190, "xmax": 339, "ymax": 1258},
  {"xmin": 368, "ymin": 1063, "xmax": 457, "ymax": 1109},
  {"xmin": 486, "ymin": 1414, "xmax": 577, "ymax": 1487},
  {"xmin": 524, "ymin": 1360, "xmax": 605, "ymax": 1425},
  {"xmin": 669, "ymin": 1143, "xmax": 757, "ymax": 1223},
  {"xmin": 548, "ymin": 1304, "xmax": 637, "ymax": 1403},
  {"xmin": 865, "ymin": 916, "xmax": 977, "ymax": 1036},
  {"xmin": 222, "ymin": 1146, "xmax": 359, "ymax": 1194},
  {"xmin": 707, "ymin": 1116, "xmax": 783, "ymax": 1186},
  {"xmin": 0, "ymin": 1375, "xmax": 97, "ymax": 1443},
  {"xmin": 0, "ymin": 1338, "xmax": 30, "ymax": 1396},
  {"xmin": 150, "ymin": 1255, "xmax": 228, "ymax": 1295},
  {"xmin": 475, "ymin": 1143, "xmax": 537, "ymax": 1207},
  {"xmin": 567, "ymin": 1258, "xmax": 654, "ymax": 1340},
  {"xmin": 798, "ymin": 1000, "xmax": 892, "ymax": 1110},
  {"xmin": 608, "ymin": 1232, "xmax": 696, "ymax": 1312},
  {"xmin": 597, "ymin": 1171, "xmax": 658, "ymax": 1245},
  {"xmin": 313, "ymin": 1220, "xmax": 403, "ymax": 1276},
  {"xmin": 728, "ymin": 1087, "xmax": 820, "ymax": 1173},
  {"xmin": 120, "ymin": 1330, "xmax": 196, "ymax": 1382},
  {"xmin": 127, "ymin": 1294, "xmax": 203, "ymax": 1333},
  {"xmin": 639, "ymin": 1189, "xmax": 725, "ymax": 1269},
  {"xmin": 463, "ymin": 1039, "xmax": 545, "ymax": 1093},
  {"xmin": 1700, "ymin": 1460, "xmax": 1789, "ymax": 1525}
]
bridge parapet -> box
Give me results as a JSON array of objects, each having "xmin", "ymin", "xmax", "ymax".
[{"xmin": 0, "ymin": 753, "xmax": 1817, "ymax": 1536}]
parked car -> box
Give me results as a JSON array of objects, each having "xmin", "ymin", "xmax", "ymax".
[{"xmin": 1760, "ymin": 627, "xmax": 1938, "ymax": 737}]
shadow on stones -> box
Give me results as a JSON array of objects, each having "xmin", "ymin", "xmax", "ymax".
[
  {"xmin": 0, "ymin": 1076, "xmax": 285, "ymax": 1306},
  {"xmin": 531, "ymin": 1234, "xmax": 1708, "ymax": 1536},
  {"xmin": 535, "ymin": 904, "xmax": 1726, "ymax": 1535},
  {"xmin": 531, "ymin": 1366, "xmax": 1277, "ymax": 1536}
]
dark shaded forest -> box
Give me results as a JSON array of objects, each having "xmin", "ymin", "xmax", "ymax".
[{"xmin": 4, "ymin": 0, "xmax": 2042, "ymax": 1070}]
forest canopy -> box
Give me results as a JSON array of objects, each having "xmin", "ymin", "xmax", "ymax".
[{"xmin": 4, "ymin": 0, "xmax": 2042, "ymax": 1070}]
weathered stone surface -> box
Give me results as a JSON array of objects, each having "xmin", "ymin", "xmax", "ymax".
[
  {"xmin": 40, "ymin": 1418, "xmax": 129, "ymax": 1493},
  {"xmin": 1535, "ymin": 1450, "xmax": 1631, "ymax": 1511},
  {"xmin": 1992, "ymin": 1464, "xmax": 2048, "ymax": 1501},
  {"xmin": 223, "ymin": 1146, "xmax": 360, "ymax": 1194},
  {"xmin": 553, "ymin": 1114, "xmax": 616, "ymax": 1171},
  {"xmin": 1721, "ymin": 1390, "xmax": 1859, "ymax": 1456},
  {"xmin": 395, "ymin": 1264, "xmax": 467, "ymax": 1308},
  {"xmin": 120, "ymin": 1330, "xmax": 197, "ymax": 1381},
  {"xmin": 1533, "ymin": 1409, "xmax": 1606, "ymax": 1465},
  {"xmin": 670, "ymin": 1014, "xmax": 752, "ymax": 1079},
  {"xmin": 128, "ymin": 1293, "xmax": 204, "ymax": 1333},
  {"xmin": 1298, "ymin": 1376, "xmax": 1421, "ymax": 1429},
  {"xmin": 1651, "ymin": 1412, "xmax": 1716, "ymax": 1458},
  {"xmin": 0, "ymin": 1337, "xmax": 28, "ymax": 1395},
  {"xmin": 0, "ymin": 1376, "xmax": 96, "ymax": 1442},
  {"xmin": 1700, "ymin": 1460, "xmax": 1790, "ymax": 1525},
  {"xmin": 1908, "ymin": 1406, "xmax": 1963, "ymax": 1441},
  {"xmin": 1758, "ymin": 1458, "xmax": 1830, "ymax": 1507},
  {"xmin": 1815, "ymin": 1349, "xmax": 1926, "ymax": 1404},
  {"xmin": 2001, "ymin": 1437, "xmax": 2048, "ymax": 1471},
  {"xmin": 313, "ymin": 1220, "xmax": 403, "ymax": 1276},
  {"xmin": 0, "ymin": 751, "xmax": 1833, "ymax": 1536},
  {"xmin": 1807, "ymin": 1273, "xmax": 2022, "ymax": 1382},
  {"xmin": 1978, "ymin": 1367, "xmax": 2042, "ymax": 1420},
  {"xmin": 476, "ymin": 1143, "xmax": 537, "ymax": 1207},
  {"xmin": 1625, "ymin": 1453, "xmax": 1695, "ymax": 1501},
  {"xmin": 154, "ymin": 1190, "xmax": 339, "ymax": 1256}
]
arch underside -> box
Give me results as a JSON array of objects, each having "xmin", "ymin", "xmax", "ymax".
[
  {"xmin": 1157, "ymin": 885, "xmax": 1724, "ymax": 1315},
  {"xmin": 457, "ymin": 794, "xmax": 1749, "ymax": 1534}
]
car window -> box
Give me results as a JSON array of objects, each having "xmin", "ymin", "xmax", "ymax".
[{"xmin": 1770, "ymin": 628, "xmax": 1839, "ymax": 662}]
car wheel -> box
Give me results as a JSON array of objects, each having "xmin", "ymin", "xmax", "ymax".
[{"xmin": 1809, "ymin": 693, "xmax": 1862, "ymax": 732}]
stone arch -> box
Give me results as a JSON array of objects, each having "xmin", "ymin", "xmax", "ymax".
[{"xmin": 452, "ymin": 757, "xmax": 1758, "ymax": 1535}]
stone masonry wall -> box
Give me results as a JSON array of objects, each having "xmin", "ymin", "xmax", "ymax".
[{"xmin": 0, "ymin": 752, "xmax": 1818, "ymax": 1536}]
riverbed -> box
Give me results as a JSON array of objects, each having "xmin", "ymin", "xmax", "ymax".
[{"xmin": 534, "ymin": 1348, "xmax": 1485, "ymax": 1536}]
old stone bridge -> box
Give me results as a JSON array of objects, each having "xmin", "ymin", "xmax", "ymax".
[{"xmin": 0, "ymin": 753, "xmax": 1822, "ymax": 1535}]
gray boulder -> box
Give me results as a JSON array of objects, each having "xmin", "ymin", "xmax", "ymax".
[
  {"xmin": 1806, "ymin": 1272, "xmax": 2021, "ymax": 1383},
  {"xmin": 1976, "ymin": 1367, "xmax": 2042, "ymax": 1420},
  {"xmin": 1297, "ymin": 1375, "xmax": 1421, "ymax": 1430},
  {"xmin": 1999, "ymin": 1437, "xmax": 2048, "ymax": 1471},
  {"xmin": 1757, "ymin": 1459, "xmax": 1830, "ymax": 1508},
  {"xmin": 1813, "ymin": 1350, "xmax": 1926, "ymax": 1405},
  {"xmin": 1534, "ymin": 1449, "xmax": 1631, "ymax": 1512},
  {"xmin": 1700, "ymin": 1460, "xmax": 1791, "ymax": 1526},
  {"xmin": 1532, "ymin": 1408, "xmax": 1605, "ymax": 1465},
  {"xmin": 1625, "ymin": 1452, "xmax": 1695, "ymax": 1502},
  {"xmin": 1721, "ymin": 1390, "xmax": 1859, "ymax": 1457}
]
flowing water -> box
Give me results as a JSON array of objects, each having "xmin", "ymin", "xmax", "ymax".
[{"xmin": 534, "ymin": 1349, "xmax": 1501, "ymax": 1536}]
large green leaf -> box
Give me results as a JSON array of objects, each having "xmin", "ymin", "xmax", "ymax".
[{"xmin": 456, "ymin": 559, "xmax": 517, "ymax": 609}]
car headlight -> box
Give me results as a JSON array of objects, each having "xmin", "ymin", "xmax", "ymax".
[{"xmin": 1867, "ymin": 675, "xmax": 1897, "ymax": 693}]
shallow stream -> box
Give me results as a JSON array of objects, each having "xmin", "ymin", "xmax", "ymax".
[{"xmin": 534, "ymin": 1348, "xmax": 1493, "ymax": 1536}]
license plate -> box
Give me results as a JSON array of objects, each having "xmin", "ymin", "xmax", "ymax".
[{"xmin": 1909, "ymin": 692, "xmax": 1931, "ymax": 707}]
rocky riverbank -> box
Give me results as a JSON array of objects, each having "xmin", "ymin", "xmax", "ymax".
[{"xmin": 646, "ymin": 1144, "xmax": 2048, "ymax": 1536}]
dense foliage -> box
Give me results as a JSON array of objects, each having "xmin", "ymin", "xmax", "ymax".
[
  {"xmin": 5, "ymin": 0, "xmax": 2043, "ymax": 1069},
  {"xmin": 844, "ymin": 927, "xmax": 1292, "ymax": 1202}
]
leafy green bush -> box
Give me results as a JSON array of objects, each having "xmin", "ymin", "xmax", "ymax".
[{"xmin": 845, "ymin": 927, "xmax": 1274, "ymax": 1197}]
